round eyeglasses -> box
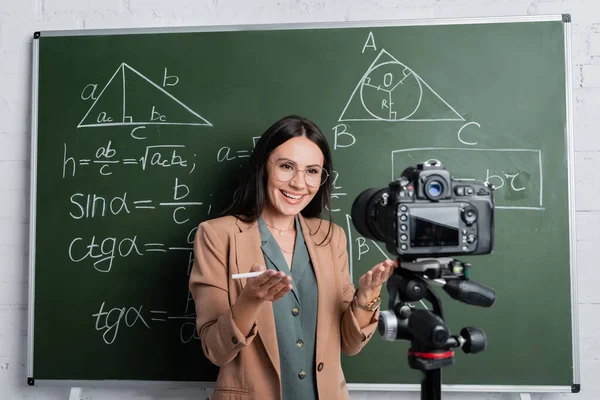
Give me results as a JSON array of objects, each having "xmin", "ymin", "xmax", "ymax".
[{"xmin": 268, "ymin": 158, "xmax": 329, "ymax": 187}]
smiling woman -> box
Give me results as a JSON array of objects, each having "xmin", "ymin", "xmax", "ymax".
[
  {"xmin": 264, "ymin": 140, "xmax": 325, "ymax": 229},
  {"xmin": 189, "ymin": 115, "xmax": 398, "ymax": 400},
  {"xmin": 224, "ymin": 115, "xmax": 334, "ymax": 229}
]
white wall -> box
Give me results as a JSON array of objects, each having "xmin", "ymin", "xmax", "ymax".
[{"xmin": 0, "ymin": 0, "xmax": 598, "ymax": 399}]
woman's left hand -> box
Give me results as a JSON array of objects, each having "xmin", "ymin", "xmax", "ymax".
[{"xmin": 356, "ymin": 258, "xmax": 399, "ymax": 303}]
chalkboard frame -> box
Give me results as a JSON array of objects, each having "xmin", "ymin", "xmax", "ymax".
[{"xmin": 26, "ymin": 13, "xmax": 580, "ymax": 395}]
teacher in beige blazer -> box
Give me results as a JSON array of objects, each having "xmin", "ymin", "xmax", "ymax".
[{"xmin": 189, "ymin": 115, "xmax": 398, "ymax": 400}]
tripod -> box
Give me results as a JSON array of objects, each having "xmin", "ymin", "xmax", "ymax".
[{"xmin": 378, "ymin": 258, "xmax": 496, "ymax": 400}]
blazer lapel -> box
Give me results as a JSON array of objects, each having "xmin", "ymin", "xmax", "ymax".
[
  {"xmin": 260, "ymin": 237, "xmax": 302, "ymax": 305},
  {"xmin": 234, "ymin": 218, "xmax": 281, "ymax": 377},
  {"xmin": 299, "ymin": 215, "xmax": 335, "ymax": 363}
]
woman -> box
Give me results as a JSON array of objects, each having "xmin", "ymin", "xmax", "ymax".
[{"xmin": 189, "ymin": 115, "xmax": 397, "ymax": 400}]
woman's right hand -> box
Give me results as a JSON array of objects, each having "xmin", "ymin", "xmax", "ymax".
[{"xmin": 242, "ymin": 263, "xmax": 292, "ymax": 302}]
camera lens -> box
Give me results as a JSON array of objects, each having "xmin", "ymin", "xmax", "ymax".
[
  {"xmin": 425, "ymin": 178, "xmax": 444, "ymax": 200},
  {"xmin": 351, "ymin": 187, "xmax": 388, "ymax": 242}
]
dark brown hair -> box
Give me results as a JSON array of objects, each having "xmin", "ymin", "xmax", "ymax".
[{"xmin": 222, "ymin": 115, "xmax": 333, "ymax": 244}]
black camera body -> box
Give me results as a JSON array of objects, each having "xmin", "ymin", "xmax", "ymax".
[
  {"xmin": 352, "ymin": 160, "xmax": 494, "ymax": 260},
  {"xmin": 351, "ymin": 161, "xmax": 497, "ymax": 399}
]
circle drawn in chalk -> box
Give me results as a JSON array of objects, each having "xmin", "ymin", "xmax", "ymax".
[{"xmin": 359, "ymin": 61, "xmax": 423, "ymax": 121}]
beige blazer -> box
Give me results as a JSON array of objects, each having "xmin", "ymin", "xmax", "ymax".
[{"xmin": 189, "ymin": 214, "xmax": 379, "ymax": 400}]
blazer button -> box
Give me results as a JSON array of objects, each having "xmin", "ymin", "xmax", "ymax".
[
  {"xmin": 292, "ymin": 307, "xmax": 300, "ymax": 316},
  {"xmin": 298, "ymin": 370, "xmax": 306, "ymax": 379},
  {"xmin": 231, "ymin": 337, "xmax": 238, "ymax": 344},
  {"xmin": 296, "ymin": 339, "xmax": 304, "ymax": 348},
  {"xmin": 317, "ymin": 362, "xmax": 324, "ymax": 372}
]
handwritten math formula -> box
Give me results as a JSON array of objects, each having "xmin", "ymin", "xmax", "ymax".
[
  {"xmin": 64, "ymin": 65, "xmax": 216, "ymax": 346},
  {"xmin": 55, "ymin": 31, "xmax": 546, "ymax": 349}
]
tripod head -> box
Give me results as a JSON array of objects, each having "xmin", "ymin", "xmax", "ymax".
[{"xmin": 378, "ymin": 258, "xmax": 496, "ymax": 399}]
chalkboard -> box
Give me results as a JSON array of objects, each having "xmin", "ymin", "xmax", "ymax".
[{"xmin": 28, "ymin": 15, "xmax": 579, "ymax": 392}]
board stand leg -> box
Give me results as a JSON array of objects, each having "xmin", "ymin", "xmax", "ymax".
[
  {"xmin": 69, "ymin": 387, "xmax": 82, "ymax": 400},
  {"xmin": 519, "ymin": 394, "xmax": 532, "ymax": 400}
]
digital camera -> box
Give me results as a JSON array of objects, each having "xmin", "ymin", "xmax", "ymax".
[{"xmin": 351, "ymin": 160, "xmax": 495, "ymax": 259}]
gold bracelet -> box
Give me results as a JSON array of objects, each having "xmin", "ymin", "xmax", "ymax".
[{"xmin": 352, "ymin": 290, "xmax": 382, "ymax": 311}]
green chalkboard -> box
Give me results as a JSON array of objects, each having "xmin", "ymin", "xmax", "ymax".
[{"xmin": 28, "ymin": 15, "xmax": 579, "ymax": 391}]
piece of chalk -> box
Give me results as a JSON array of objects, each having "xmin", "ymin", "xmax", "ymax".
[{"xmin": 232, "ymin": 271, "xmax": 265, "ymax": 279}]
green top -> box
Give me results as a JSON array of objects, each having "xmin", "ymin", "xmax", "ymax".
[{"xmin": 258, "ymin": 216, "xmax": 319, "ymax": 400}]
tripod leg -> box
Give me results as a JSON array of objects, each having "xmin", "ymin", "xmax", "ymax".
[{"xmin": 421, "ymin": 369, "xmax": 442, "ymax": 400}]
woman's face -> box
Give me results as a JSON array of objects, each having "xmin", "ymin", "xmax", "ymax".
[{"xmin": 264, "ymin": 136, "xmax": 325, "ymax": 219}]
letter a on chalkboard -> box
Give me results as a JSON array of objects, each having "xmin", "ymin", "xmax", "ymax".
[
  {"xmin": 77, "ymin": 63, "xmax": 212, "ymax": 128},
  {"xmin": 338, "ymin": 50, "xmax": 465, "ymax": 123}
]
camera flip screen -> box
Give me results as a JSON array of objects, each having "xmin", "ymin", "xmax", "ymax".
[{"xmin": 409, "ymin": 207, "xmax": 460, "ymax": 248}]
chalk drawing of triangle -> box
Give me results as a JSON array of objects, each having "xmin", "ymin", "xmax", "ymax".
[
  {"xmin": 77, "ymin": 63, "xmax": 212, "ymax": 128},
  {"xmin": 338, "ymin": 50, "xmax": 465, "ymax": 122}
]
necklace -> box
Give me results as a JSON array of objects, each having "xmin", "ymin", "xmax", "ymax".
[
  {"xmin": 264, "ymin": 220, "xmax": 295, "ymax": 236},
  {"xmin": 279, "ymin": 244, "xmax": 294, "ymax": 254}
]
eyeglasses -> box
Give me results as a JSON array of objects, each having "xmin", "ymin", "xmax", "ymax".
[{"xmin": 268, "ymin": 158, "xmax": 329, "ymax": 187}]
